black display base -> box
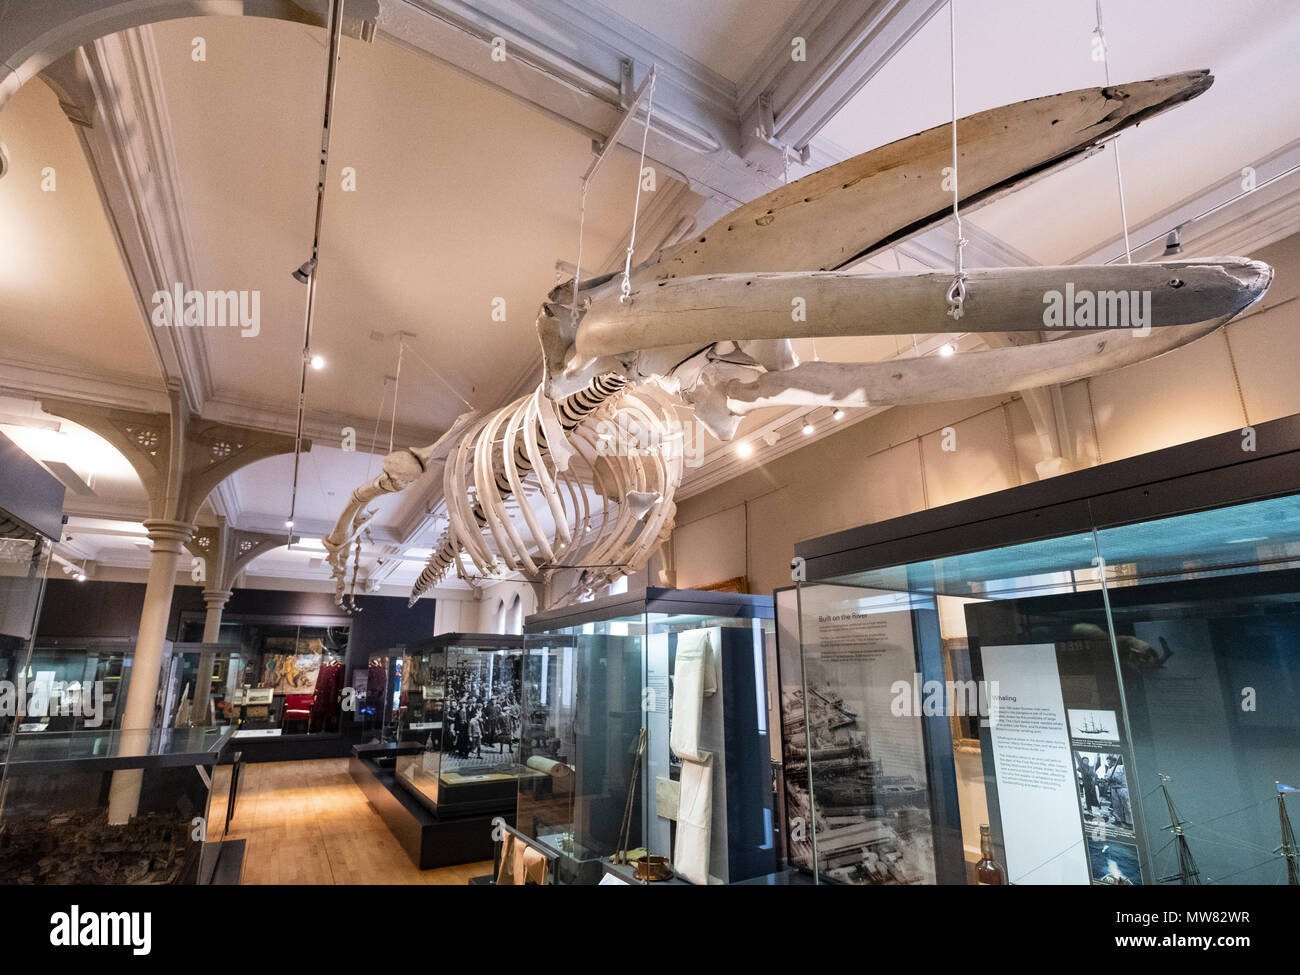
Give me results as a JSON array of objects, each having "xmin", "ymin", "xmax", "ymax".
[
  {"xmin": 208, "ymin": 839, "xmax": 246, "ymax": 885},
  {"xmin": 348, "ymin": 749, "xmax": 513, "ymax": 869},
  {"xmin": 226, "ymin": 732, "xmax": 351, "ymax": 763}
]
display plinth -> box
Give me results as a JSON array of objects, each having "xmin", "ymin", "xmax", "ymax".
[{"xmin": 349, "ymin": 742, "xmax": 523, "ymax": 869}]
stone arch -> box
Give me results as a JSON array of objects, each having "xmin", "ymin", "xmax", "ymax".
[{"xmin": 0, "ymin": 0, "xmax": 378, "ymax": 114}]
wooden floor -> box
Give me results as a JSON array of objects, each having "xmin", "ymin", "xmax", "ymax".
[{"xmin": 214, "ymin": 758, "xmax": 491, "ymax": 885}]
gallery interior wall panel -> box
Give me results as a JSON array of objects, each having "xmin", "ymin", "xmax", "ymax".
[
  {"xmin": 918, "ymin": 407, "xmax": 1021, "ymax": 508},
  {"xmin": 1005, "ymin": 397, "xmax": 1048, "ymax": 485},
  {"xmin": 1219, "ymin": 235, "xmax": 1300, "ymax": 424},
  {"xmin": 1088, "ymin": 331, "xmax": 1245, "ymax": 464},
  {"xmin": 673, "ymin": 503, "xmax": 748, "ymax": 589},
  {"xmin": 1059, "ymin": 380, "xmax": 1104, "ymax": 467}
]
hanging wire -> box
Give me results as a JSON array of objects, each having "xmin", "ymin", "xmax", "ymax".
[
  {"xmin": 619, "ymin": 73, "xmax": 658, "ymax": 304},
  {"xmin": 1093, "ymin": 0, "xmax": 1133, "ymax": 263},
  {"xmin": 571, "ymin": 184, "xmax": 589, "ymax": 326},
  {"xmin": 782, "ymin": 142, "xmax": 821, "ymax": 363},
  {"xmin": 397, "ymin": 335, "xmax": 475, "ymax": 410},
  {"xmin": 363, "ymin": 384, "xmax": 389, "ymax": 482},
  {"xmin": 571, "ymin": 67, "xmax": 659, "ymax": 323},
  {"xmin": 944, "ymin": 0, "xmax": 969, "ymax": 321},
  {"xmin": 388, "ymin": 339, "xmax": 405, "ymax": 454}
]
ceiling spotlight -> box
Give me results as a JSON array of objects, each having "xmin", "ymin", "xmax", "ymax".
[
  {"xmin": 310, "ymin": 354, "xmax": 325, "ymax": 370},
  {"xmin": 75, "ymin": 573, "xmax": 86, "ymax": 582},
  {"xmin": 938, "ymin": 343, "xmax": 955, "ymax": 357},
  {"xmin": 802, "ymin": 421, "xmax": 815, "ymax": 435},
  {"xmin": 1163, "ymin": 226, "xmax": 1184, "ymax": 256},
  {"xmin": 291, "ymin": 258, "xmax": 317, "ymax": 284},
  {"xmin": 285, "ymin": 519, "xmax": 294, "ymax": 529},
  {"xmin": 832, "ymin": 408, "xmax": 845, "ymax": 421},
  {"xmin": 736, "ymin": 441, "xmax": 754, "ymax": 459}
]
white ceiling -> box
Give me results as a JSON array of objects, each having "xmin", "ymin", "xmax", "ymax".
[
  {"xmin": 821, "ymin": 0, "xmax": 1300, "ymax": 264},
  {"xmin": 149, "ymin": 14, "xmax": 647, "ymax": 436},
  {"xmin": 593, "ymin": 0, "xmax": 805, "ymax": 83},
  {"xmin": 1, "ymin": 0, "xmax": 1298, "ymax": 593},
  {"xmin": 0, "ymin": 81, "xmax": 162, "ymax": 390}
]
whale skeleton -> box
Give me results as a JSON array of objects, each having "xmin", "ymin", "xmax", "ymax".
[{"xmin": 322, "ymin": 70, "xmax": 1273, "ymax": 609}]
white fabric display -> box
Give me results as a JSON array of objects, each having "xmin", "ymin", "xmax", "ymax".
[
  {"xmin": 670, "ymin": 630, "xmax": 715, "ymax": 763},
  {"xmin": 674, "ymin": 751, "xmax": 714, "ymax": 885},
  {"xmin": 669, "ymin": 628, "xmax": 718, "ymax": 884}
]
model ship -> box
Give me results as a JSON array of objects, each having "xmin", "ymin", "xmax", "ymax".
[
  {"xmin": 782, "ymin": 683, "xmax": 932, "ymax": 884},
  {"xmin": 1077, "ymin": 715, "xmax": 1112, "ymax": 736}
]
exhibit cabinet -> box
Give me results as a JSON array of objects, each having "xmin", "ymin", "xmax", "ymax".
[
  {"xmin": 785, "ymin": 416, "xmax": 1300, "ymax": 886},
  {"xmin": 518, "ymin": 588, "xmax": 778, "ymax": 885},
  {"xmin": 9, "ymin": 638, "xmax": 137, "ymax": 733},
  {"xmin": 0, "ymin": 726, "xmax": 238, "ymax": 884},
  {"xmin": 220, "ymin": 620, "xmax": 349, "ymax": 740},
  {"xmin": 0, "ymin": 431, "xmax": 64, "ymax": 762},
  {"xmin": 390, "ymin": 633, "xmax": 526, "ymax": 817}
]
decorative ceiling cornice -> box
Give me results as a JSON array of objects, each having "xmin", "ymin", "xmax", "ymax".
[{"xmin": 41, "ymin": 27, "xmax": 212, "ymax": 414}]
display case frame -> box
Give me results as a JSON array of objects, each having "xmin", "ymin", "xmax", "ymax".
[
  {"xmin": 0, "ymin": 727, "xmax": 239, "ymax": 884},
  {"xmin": 389, "ymin": 632, "xmax": 526, "ymax": 818},
  {"xmin": 787, "ymin": 413, "xmax": 1300, "ymax": 886},
  {"xmin": 519, "ymin": 586, "xmax": 778, "ymax": 885}
]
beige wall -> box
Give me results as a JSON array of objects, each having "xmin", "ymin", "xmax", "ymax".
[{"xmin": 671, "ymin": 230, "xmax": 1300, "ymax": 597}]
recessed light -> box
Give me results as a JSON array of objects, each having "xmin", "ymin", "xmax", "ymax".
[
  {"xmin": 310, "ymin": 355, "xmax": 325, "ymax": 370},
  {"xmin": 802, "ymin": 421, "xmax": 815, "ymax": 435},
  {"xmin": 285, "ymin": 519, "xmax": 294, "ymax": 529},
  {"xmin": 736, "ymin": 441, "xmax": 753, "ymax": 459},
  {"xmin": 832, "ymin": 408, "xmax": 844, "ymax": 420},
  {"xmin": 938, "ymin": 343, "xmax": 955, "ymax": 357}
]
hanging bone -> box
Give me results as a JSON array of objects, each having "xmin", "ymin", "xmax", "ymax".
[{"xmin": 324, "ymin": 71, "xmax": 1272, "ymax": 608}]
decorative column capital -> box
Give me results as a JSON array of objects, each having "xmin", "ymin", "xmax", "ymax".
[
  {"xmin": 201, "ymin": 588, "xmax": 234, "ymax": 611},
  {"xmin": 142, "ymin": 518, "xmax": 194, "ymax": 554}
]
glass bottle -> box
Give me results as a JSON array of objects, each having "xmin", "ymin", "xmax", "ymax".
[{"xmin": 976, "ymin": 824, "xmax": 1005, "ymax": 885}]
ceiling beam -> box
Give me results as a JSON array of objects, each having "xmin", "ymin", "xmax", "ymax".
[
  {"xmin": 1068, "ymin": 139, "xmax": 1300, "ymax": 265},
  {"xmin": 737, "ymin": 0, "xmax": 946, "ymax": 169}
]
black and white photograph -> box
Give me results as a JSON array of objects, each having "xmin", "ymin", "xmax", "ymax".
[
  {"xmin": 1067, "ymin": 708, "xmax": 1119, "ymax": 743},
  {"xmin": 1074, "ymin": 751, "xmax": 1135, "ymax": 833}
]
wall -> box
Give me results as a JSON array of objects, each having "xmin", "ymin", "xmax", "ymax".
[
  {"xmin": 474, "ymin": 579, "xmax": 537, "ymax": 634},
  {"xmin": 671, "ymin": 231, "xmax": 1300, "ymax": 597}
]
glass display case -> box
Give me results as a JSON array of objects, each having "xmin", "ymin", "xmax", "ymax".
[
  {"xmin": 0, "ymin": 440, "xmax": 61, "ymax": 763},
  {"xmin": 0, "ymin": 727, "xmax": 237, "ymax": 884},
  {"xmin": 519, "ymin": 588, "xmax": 777, "ymax": 885},
  {"xmin": 217, "ymin": 622, "xmax": 349, "ymax": 740},
  {"xmin": 161, "ymin": 642, "xmax": 246, "ymax": 729},
  {"xmin": 391, "ymin": 633, "xmax": 526, "ymax": 817},
  {"xmin": 785, "ymin": 419, "xmax": 1300, "ymax": 886},
  {"xmin": 4, "ymin": 637, "xmax": 134, "ymax": 735}
]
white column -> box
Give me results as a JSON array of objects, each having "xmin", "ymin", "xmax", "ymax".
[
  {"xmin": 191, "ymin": 588, "xmax": 232, "ymax": 726},
  {"xmin": 107, "ymin": 518, "xmax": 194, "ymax": 824}
]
